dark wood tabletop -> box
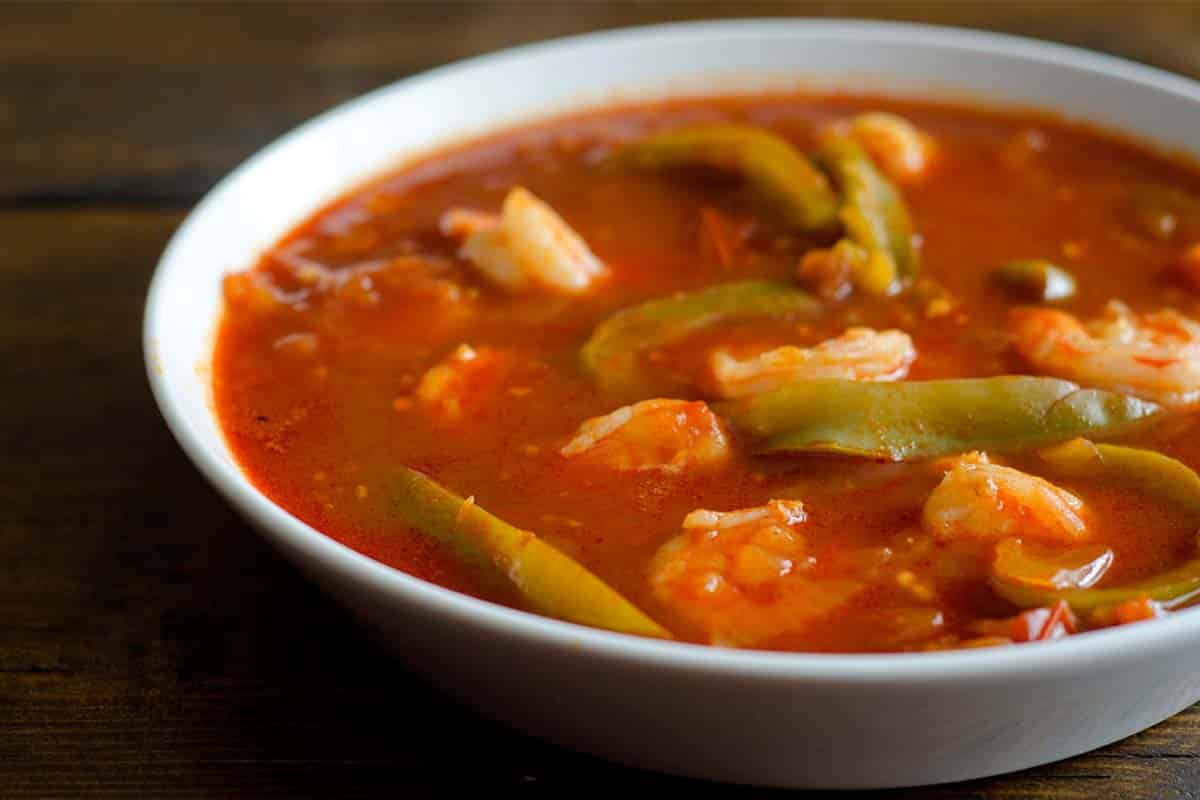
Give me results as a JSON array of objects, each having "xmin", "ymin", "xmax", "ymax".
[{"xmin": 5, "ymin": 2, "xmax": 1200, "ymax": 797}]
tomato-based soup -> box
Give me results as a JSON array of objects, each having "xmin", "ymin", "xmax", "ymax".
[{"xmin": 215, "ymin": 94, "xmax": 1200, "ymax": 652}]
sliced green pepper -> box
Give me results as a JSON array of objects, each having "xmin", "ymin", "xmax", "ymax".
[
  {"xmin": 817, "ymin": 135, "xmax": 919, "ymax": 294},
  {"xmin": 618, "ymin": 124, "xmax": 839, "ymax": 231},
  {"xmin": 580, "ymin": 280, "xmax": 822, "ymax": 397},
  {"xmin": 390, "ymin": 467, "xmax": 671, "ymax": 639},
  {"xmin": 992, "ymin": 538, "xmax": 1114, "ymax": 597},
  {"xmin": 992, "ymin": 440, "xmax": 1200, "ymax": 611},
  {"xmin": 1038, "ymin": 439, "xmax": 1200, "ymax": 518},
  {"xmin": 994, "ymin": 558, "xmax": 1200, "ymax": 612},
  {"xmin": 719, "ymin": 377, "xmax": 1161, "ymax": 461},
  {"xmin": 992, "ymin": 259, "xmax": 1077, "ymax": 302}
]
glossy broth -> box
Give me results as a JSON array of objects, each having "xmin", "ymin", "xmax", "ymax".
[{"xmin": 214, "ymin": 93, "xmax": 1200, "ymax": 651}]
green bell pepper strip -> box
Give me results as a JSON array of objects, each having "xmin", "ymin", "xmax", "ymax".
[
  {"xmin": 816, "ymin": 135, "xmax": 919, "ymax": 294},
  {"xmin": 1039, "ymin": 439, "xmax": 1200, "ymax": 517},
  {"xmin": 991, "ymin": 538, "xmax": 1114, "ymax": 596},
  {"xmin": 617, "ymin": 124, "xmax": 840, "ymax": 232},
  {"xmin": 580, "ymin": 280, "xmax": 822, "ymax": 397},
  {"xmin": 391, "ymin": 468, "xmax": 671, "ymax": 639},
  {"xmin": 718, "ymin": 377, "xmax": 1162, "ymax": 462},
  {"xmin": 992, "ymin": 440, "xmax": 1200, "ymax": 611},
  {"xmin": 992, "ymin": 259, "xmax": 1077, "ymax": 302},
  {"xmin": 993, "ymin": 558, "xmax": 1200, "ymax": 612}
]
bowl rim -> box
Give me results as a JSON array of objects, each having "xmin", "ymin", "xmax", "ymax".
[{"xmin": 145, "ymin": 17, "xmax": 1200, "ymax": 682}]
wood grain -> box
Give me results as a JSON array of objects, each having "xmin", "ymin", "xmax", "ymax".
[
  {"xmin": 4, "ymin": 3, "xmax": 1200, "ymax": 797},
  {"xmin": 5, "ymin": 2, "xmax": 1200, "ymax": 204}
]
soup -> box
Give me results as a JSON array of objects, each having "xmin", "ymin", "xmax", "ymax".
[{"xmin": 214, "ymin": 93, "xmax": 1200, "ymax": 652}]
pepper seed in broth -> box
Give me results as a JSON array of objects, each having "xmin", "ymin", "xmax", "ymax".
[{"xmin": 214, "ymin": 92, "xmax": 1200, "ymax": 653}]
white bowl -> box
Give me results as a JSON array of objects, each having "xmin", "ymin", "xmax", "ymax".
[{"xmin": 144, "ymin": 20, "xmax": 1200, "ymax": 788}]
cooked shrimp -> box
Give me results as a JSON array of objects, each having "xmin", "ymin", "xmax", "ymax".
[
  {"xmin": 416, "ymin": 344, "xmax": 513, "ymax": 422},
  {"xmin": 705, "ymin": 326, "xmax": 912, "ymax": 398},
  {"xmin": 440, "ymin": 186, "xmax": 606, "ymax": 294},
  {"xmin": 560, "ymin": 399, "xmax": 730, "ymax": 471},
  {"xmin": 708, "ymin": 327, "xmax": 916, "ymax": 398},
  {"xmin": 1010, "ymin": 301, "xmax": 1200, "ymax": 406},
  {"xmin": 922, "ymin": 453, "xmax": 1088, "ymax": 543},
  {"xmin": 650, "ymin": 500, "xmax": 858, "ymax": 645},
  {"xmin": 796, "ymin": 240, "xmax": 863, "ymax": 301},
  {"xmin": 843, "ymin": 112, "xmax": 936, "ymax": 182}
]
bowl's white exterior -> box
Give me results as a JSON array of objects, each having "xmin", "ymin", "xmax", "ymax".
[{"xmin": 145, "ymin": 21, "xmax": 1200, "ymax": 788}]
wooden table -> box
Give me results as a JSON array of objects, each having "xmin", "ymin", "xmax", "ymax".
[{"xmin": 5, "ymin": 3, "xmax": 1200, "ymax": 796}]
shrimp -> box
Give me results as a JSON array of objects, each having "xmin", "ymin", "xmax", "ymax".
[
  {"xmin": 415, "ymin": 344, "xmax": 514, "ymax": 423},
  {"xmin": 1009, "ymin": 301, "xmax": 1200, "ymax": 406},
  {"xmin": 708, "ymin": 327, "xmax": 916, "ymax": 398},
  {"xmin": 838, "ymin": 112, "xmax": 936, "ymax": 182},
  {"xmin": 922, "ymin": 453, "xmax": 1088, "ymax": 543},
  {"xmin": 649, "ymin": 500, "xmax": 858, "ymax": 646},
  {"xmin": 440, "ymin": 186, "xmax": 607, "ymax": 294},
  {"xmin": 560, "ymin": 399, "xmax": 730, "ymax": 471}
]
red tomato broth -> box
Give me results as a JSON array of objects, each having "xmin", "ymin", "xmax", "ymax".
[{"xmin": 213, "ymin": 92, "xmax": 1200, "ymax": 652}]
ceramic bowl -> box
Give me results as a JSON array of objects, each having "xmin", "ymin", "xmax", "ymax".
[{"xmin": 145, "ymin": 20, "xmax": 1200, "ymax": 788}]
